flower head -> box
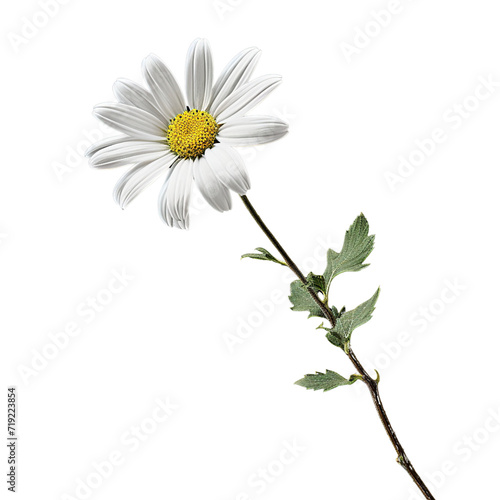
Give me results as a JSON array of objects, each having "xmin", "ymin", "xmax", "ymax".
[{"xmin": 86, "ymin": 38, "xmax": 288, "ymax": 229}]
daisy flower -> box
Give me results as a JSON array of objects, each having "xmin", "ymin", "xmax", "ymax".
[{"xmin": 86, "ymin": 38, "xmax": 288, "ymax": 229}]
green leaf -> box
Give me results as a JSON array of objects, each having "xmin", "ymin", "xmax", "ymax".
[
  {"xmin": 325, "ymin": 330, "xmax": 344, "ymax": 349},
  {"xmin": 323, "ymin": 214, "xmax": 375, "ymax": 294},
  {"xmin": 289, "ymin": 280, "xmax": 325, "ymax": 319},
  {"xmin": 295, "ymin": 370, "xmax": 361, "ymax": 392},
  {"xmin": 241, "ymin": 247, "xmax": 285, "ymax": 266},
  {"xmin": 306, "ymin": 272, "xmax": 326, "ymax": 296},
  {"xmin": 330, "ymin": 288, "xmax": 380, "ymax": 347}
]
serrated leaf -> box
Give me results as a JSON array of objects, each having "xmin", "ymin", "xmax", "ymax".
[
  {"xmin": 241, "ymin": 247, "xmax": 285, "ymax": 266},
  {"xmin": 295, "ymin": 370, "xmax": 360, "ymax": 392},
  {"xmin": 289, "ymin": 280, "xmax": 325, "ymax": 318},
  {"xmin": 331, "ymin": 288, "xmax": 380, "ymax": 346},
  {"xmin": 325, "ymin": 330, "xmax": 344, "ymax": 348},
  {"xmin": 323, "ymin": 214, "xmax": 375, "ymax": 293},
  {"xmin": 306, "ymin": 272, "xmax": 326, "ymax": 295}
]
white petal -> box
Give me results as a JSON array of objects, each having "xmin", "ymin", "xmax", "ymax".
[
  {"xmin": 89, "ymin": 141, "xmax": 168, "ymax": 168},
  {"xmin": 113, "ymin": 78, "xmax": 167, "ymax": 122},
  {"xmin": 158, "ymin": 159, "xmax": 193, "ymax": 229},
  {"xmin": 203, "ymin": 145, "xmax": 250, "ymax": 195},
  {"xmin": 185, "ymin": 38, "xmax": 213, "ymax": 110},
  {"xmin": 208, "ymin": 47, "xmax": 261, "ymax": 113},
  {"xmin": 213, "ymin": 75, "xmax": 282, "ymax": 122},
  {"xmin": 93, "ymin": 103, "xmax": 167, "ymax": 141},
  {"xmin": 142, "ymin": 54, "xmax": 185, "ymax": 119},
  {"xmin": 218, "ymin": 115, "xmax": 288, "ymax": 146},
  {"xmin": 85, "ymin": 135, "xmax": 134, "ymax": 158},
  {"xmin": 193, "ymin": 155, "xmax": 232, "ymax": 212},
  {"xmin": 113, "ymin": 152, "xmax": 176, "ymax": 208}
]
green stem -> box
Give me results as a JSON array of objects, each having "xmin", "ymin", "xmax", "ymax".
[{"xmin": 240, "ymin": 194, "xmax": 436, "ymax": 500}]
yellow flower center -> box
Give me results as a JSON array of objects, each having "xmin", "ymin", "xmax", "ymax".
[{"xmin": 167, "ymin": 109, "xmax": 219, "ymax": 159}]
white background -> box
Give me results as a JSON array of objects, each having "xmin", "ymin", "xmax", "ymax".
[{"xmin": 2, "ymin": 1, "xmax": 500, "ymax": 499}]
